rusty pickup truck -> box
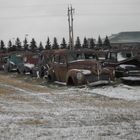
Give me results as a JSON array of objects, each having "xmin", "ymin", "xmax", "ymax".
[{"xmin": 47, "ymin": 49, "xmax": 115, "ymax": 86}]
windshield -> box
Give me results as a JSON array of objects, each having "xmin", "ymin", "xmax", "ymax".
[
  {"xmin": 68, "ymin": 52, "xmax": 97, "ymax": 62},
  {"xmin": 117, "ymin": 52, "xmax": 133, "ymax": 62}
]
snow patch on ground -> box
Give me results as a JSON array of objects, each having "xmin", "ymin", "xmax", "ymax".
[{"xmin": 83, "ymin": 84, "xmax": 140, "ymax": 101}]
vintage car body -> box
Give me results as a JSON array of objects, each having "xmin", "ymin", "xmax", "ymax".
[
  {"xmin": 31, "ymin": 50, "xmax": 54, "ymax": 77},
  {"xmin": 17, "ymin": 52, "xmax": 39, "ymax": 74},
  {"xmin": 47, "ymin": 49, "xmax": 115, "ymax": 86},
  {"xmin": 4, "ymin": 53, "xmax": 23, "ymax": 72},
  {"xmin": 115, "ymin": 56, "xmax": 140, "ymax": 84},
  {"xmin": 104, "ymin": 50, "xmax": 134, "ymax": 67}
]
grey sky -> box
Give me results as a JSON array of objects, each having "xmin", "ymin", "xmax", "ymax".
[{"xmin": 0, "ymin": 0, "xmax": 140, "ymax": 45}]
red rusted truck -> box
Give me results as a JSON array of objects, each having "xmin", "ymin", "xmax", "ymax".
[
  {"xmin": 17, "ymin": 52, "xmax": 40, "ymax": 74},
  {"xmin": 47, "ymin": 49, "xmax": 115, "ymax": 86}
]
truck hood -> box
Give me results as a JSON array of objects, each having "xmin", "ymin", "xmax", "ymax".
[{"xmin": 68, "ymin": 60, "xmax": 98, "ymax": 70}]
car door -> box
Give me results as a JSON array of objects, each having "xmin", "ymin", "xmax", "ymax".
[
  {"xmin": 58, "ymin": 55, "xmax": 68, "ymax": 82},
  {"xmin": 53, "ymin": 54, "xmax": 68, "ymax": 82}
]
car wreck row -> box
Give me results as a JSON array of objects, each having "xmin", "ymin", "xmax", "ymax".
[{"xmin": 0, "ymin": 49, "xmax": 140, "ymax": 86}]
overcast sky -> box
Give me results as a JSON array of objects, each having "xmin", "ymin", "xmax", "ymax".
[{"xmin": 0, "ymin": 0, "xmax": 140, "ymax": 45}]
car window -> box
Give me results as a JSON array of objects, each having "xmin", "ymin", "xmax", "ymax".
[
  {"xmin": 59, "ymin": 56, "xmax": 66, "ymax": 64},
  {"xmin": 117, "ymin": 52, "xmax": 132, "ymax": 62},
  {"xmin": 124, "ymin": 52, "xmax": 132, "ymax": 58},
  {"xmin": 54, "ymin": 55, "xmax": 66, "ymax": 64},
  {"xmin": 68, "ymin": 52, "xmax": 97, "ymax": 62},
  {"xmin": 76, "ymin": 53, "xmax": 85, "ymax": 60},
  {"xmin": 32, "ymin": 55, "xmax": 39, "ymax": 59},
  {"xmin": 110, "ymin": 53, "xmax": 117, "ymax": 60},
  {"xmin": 68, "ymin": 53, "xmax": 77, "ymax": 61},
  {"xmin": 54, "ymin": 55, "xmax": 59, "ymax": 63},
  {"xmin": 85, "ymin": 53, "xmax": 97, "ymax": 60}
]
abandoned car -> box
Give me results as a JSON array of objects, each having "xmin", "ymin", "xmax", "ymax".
[
  {"xmin": 104, "ymin": 50, "xmax": 134, "ymax": 67},
  {"xmin": 47, "ymin": 49, "xmax": 115, "ymax": 86},
  {"xmin": 115, "ymin": 56, "xmax": 140, "ymax": 84},
  {"xmin": 31, "ymin": 50, "xmax": 54, "ymax": 78},
  {"xmin": 17, "ymin": 52, "xmax": 40, "ymax": 74},
  {"xmin": 4, "ymin": 53, "xmax": 23, "ymax": 72}
]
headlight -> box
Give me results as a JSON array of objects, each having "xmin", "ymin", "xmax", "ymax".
[{"xmin": 76, "ymin": 72, "xmax": 83, "ymax": 80}]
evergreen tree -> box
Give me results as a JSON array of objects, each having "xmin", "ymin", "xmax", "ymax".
[
  {"xmin": 82, "ymin": 37, "xmax": 88, "ymax": 48},
  {"xmin": 67, "ymin": 44, "xmax": 70, "ymax": 50},
  {"xmin": 15, "ymin": 37, "xmax": 22, "ymax": 51},
  {"xmin": 75, "ymin": 37, "xmax": 81, "ymax": 49},
  {"xmin": 23, "ymin": 38, "xmax": 28, "ymax": 51},
  {"xmin": 38, "ymin": 42, "xmax": 44, "ymax": 51},
  {"xmin": 45, "ymin": 37, "xmax": 51, "ymax": 50},
  {"xmin": 89, "ymin": 38, "xmax": 95, "ymax": 49},
  {"xmin": 0, "ymin": 40, "xmax": 6, "ymax": 52},
  {"xmin": 60, "ymin": 38, "xmax": 67, "ymax": 49},
  {"xmin": 7, "ymin": 40, "xmax": 13, "ymax": 52},
  {"xmin": 30, "ymin": 38, "xmax": 37, "ymax": 51},
  {"xmin": 103, "ymin": 36, "xmax": 111, "ymax": 48},
  {"xmin": 12, "ymin": 45, "xmax": 17, "ymax": 52},
  {"xmin": 52, "ymin": 37, "xmax": 59, "ymax": 50},
  {"xmin": 97, "ymin": 36, "xmax": 102, "ymax": 49}
]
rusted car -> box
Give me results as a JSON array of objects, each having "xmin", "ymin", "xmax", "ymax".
[
  {"xmin": 47, "ymin": 49, "xmax": 115, "ymax": 86},
  {"xmin": 31, "ymin": 50, "xmax": 54, "ymax": 78},
  {"xmin": 103, "ymin": 50, "xmax": 140, "ymax": 84},
  {"xmin": 115, "ymin": 56, "xmax": 140, "ymax": 85},
  {"xmin": 104, "ymin": 50, "xmax": 134, "ymax": 67},
  {"xmin": 4, "ymin": 53, "xmax": 23, "ymax": 72},
  {"xmin": 17, "ymin": 52, "xmax": 40, "ymax": 74}
]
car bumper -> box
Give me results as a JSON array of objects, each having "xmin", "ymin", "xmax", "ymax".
[
  {"xmin": 121, "ymin": 76, "xmax": 140, "ymax": 85},
  {"xmin": 87, "ymin": 80, "xmax": 112, "ymax": 87}
]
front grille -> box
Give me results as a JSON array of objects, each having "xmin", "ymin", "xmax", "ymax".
[
  {"xmin": 85, "ymin": 74, "xmax": 110, "ymax": 83},
  {"xmin": 99, "ymin": 74, "xmax": 110, "ymax": 80},
  {"xmin": 85, "ymin": 74, "xmax": 97, "ymax": 83},
  {"xmin": 128, "ymin": 70, "xmax": 140, "ymax": 76}
]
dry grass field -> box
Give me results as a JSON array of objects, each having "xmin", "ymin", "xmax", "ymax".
[{"xmin": 0, "ymin": 71, "xmax": 140, "ymax": 140}]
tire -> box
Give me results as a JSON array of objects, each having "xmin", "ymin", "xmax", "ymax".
[{"xmin": 47, "ymin": 74, "xmax": 55, "ymax": 82}]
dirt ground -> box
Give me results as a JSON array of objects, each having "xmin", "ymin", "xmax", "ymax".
[{"xmin": 0, "ymin": 71, "xmax": 140, "ymax": 140}]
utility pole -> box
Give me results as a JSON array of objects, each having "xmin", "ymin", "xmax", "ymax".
[{"xmin": 68, "ymin": 5, "xmax": 75, "ymax": 50}]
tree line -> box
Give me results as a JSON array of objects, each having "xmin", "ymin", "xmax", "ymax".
[{"xmin": 0, "ymin": 36, "xmax": 111, "ymax": 53}]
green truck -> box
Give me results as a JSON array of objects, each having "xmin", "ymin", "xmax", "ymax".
[{"xmin": 4, "ymin": 53, "xmax": 23, "ymax": 72}]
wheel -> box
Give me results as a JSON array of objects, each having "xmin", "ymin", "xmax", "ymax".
[{"xmin": 47, "ymin": 73, "xmax": 55, "ymax": 82}]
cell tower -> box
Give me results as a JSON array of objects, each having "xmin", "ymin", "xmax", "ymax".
[{"xmin": 68, "ymin": 5, "xmax": 75, "ymax": 50}]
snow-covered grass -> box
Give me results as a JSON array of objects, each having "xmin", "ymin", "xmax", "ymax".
[
  {"xmin": 0, "ymin": 72, "xmax": 140, "ymax": 140},
  {"xmin": 83, "ymin": 84, "xmax": 140, "ymax": 101}
]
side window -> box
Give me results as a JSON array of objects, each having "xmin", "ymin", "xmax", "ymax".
[
  {"xmin": 85, "ymin": 53, "xmax": 97, "ymax": 60},
  {"xmin": 110, "ymin": 53, "xmax": 117, "ymax": 60},
  {"xmin": 125, "ymin": 53, "xmax": 132, "ymax": 58},
  {"xmin": 59, "ymin": 56, "xmax": 66, "ymax": 64},
  {"xmin": 32, "ymin": 55, "xmax": 39, "ymax": 59},
  {"xmin": 76, "ymin": 53, "xmax": 85, "ymax": 60},
  {"xmin": 54, "ymin": 55, "xmax": 59, "ymax": 63}
]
